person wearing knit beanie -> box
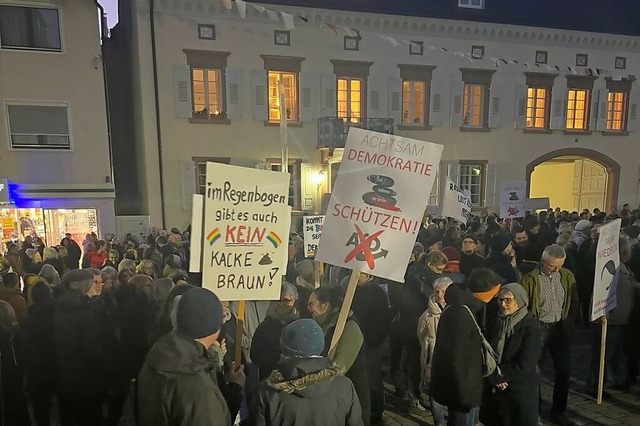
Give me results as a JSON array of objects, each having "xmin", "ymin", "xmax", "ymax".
[
  {"xmin": 280, "ymin": 319, "xmax": 325, "ymax": 358},
  {"xmin": 176, "ymin": 287, "xmax": 223, "ymax": 339},
  {"xmin": 490, "ymin": 232, "xmax": 513, "ymax": 255}
]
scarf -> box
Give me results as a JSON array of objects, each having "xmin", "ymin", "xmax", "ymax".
[
  {"xmin": 267, "ymin": 303, "xmax": 299, "ymax": 325},
  {"xmin": 495, "ymin": 306, "xmax": 528, "ymax": 362}
]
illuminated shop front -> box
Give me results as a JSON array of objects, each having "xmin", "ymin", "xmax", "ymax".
[{"xmin": 0, "ymin": 180, "xmax": 116, "ymax": 247}]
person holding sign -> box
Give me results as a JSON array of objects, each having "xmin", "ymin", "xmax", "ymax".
[
  {"xmin": 309, "ymin": 286, "xmax": 370, "ymax": 426},
  {"xmin": 250, "ymin": 319, "xmax": 363, "ymax": 426},
  {"xmin": 521, "ymin": 245, "xmax": 578, "ymax": 426}
]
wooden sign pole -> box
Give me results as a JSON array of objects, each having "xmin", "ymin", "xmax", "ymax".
[
  {"xmin": 234, "ymin": 300, "xmax": 245, "ymax": 366},
  {"xmin": 597, "ymin": 316, "xmax": 608, "ymax": 404},
  {"xmin": 328, "ymin": 270, "xmax": 360, "ymax": 359}
]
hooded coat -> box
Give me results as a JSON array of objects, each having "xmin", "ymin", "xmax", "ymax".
[
  {"xmin": 250, "ymin": 357, "xmax": 363, "ymax": 426},
  {"xmin": 430, "ymin": 284, "xmax": 485, "ymax": 412},
  {"xmin": 137, "ymin": 330, "xmax": 241, "ymax": 426}
]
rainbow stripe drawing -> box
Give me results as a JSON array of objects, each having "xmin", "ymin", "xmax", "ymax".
[
  {"xmin": 266, "ymin": 231, "xmax": 282, "ymax": 248},
  {"xmin": 207, "ymin": 228, "xmax": 221, "ymax": 245}
]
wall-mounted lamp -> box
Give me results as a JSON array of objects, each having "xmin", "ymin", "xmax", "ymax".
[{"xmin": 311, "ymin": 170, "xmax": 325, "ymax": 187}]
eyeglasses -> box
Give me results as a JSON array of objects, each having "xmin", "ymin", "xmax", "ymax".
[
  {"xmin": 278, "ymin": 298, "xmax": 295, "ymax": 304},
  {"xmin": 497, "ymin": 297, "xmax": 514, "ymax": 305}
]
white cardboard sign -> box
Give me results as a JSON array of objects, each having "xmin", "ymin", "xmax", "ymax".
[
  {"xmin": 441, "ymin": 177, "xmax": 472, "ymax": 224},
  {"xmin": 500, "ymin": 181, "xmax": 526, "ymax": 218},
  {"xmin": 591, "ymin": 219, "xmax": 621, "ymax": 321},
  {"xmin": 303, "ymin": 215, "xmax": 324, "ymax": 257}
]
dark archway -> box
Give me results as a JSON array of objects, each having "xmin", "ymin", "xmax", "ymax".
[{"xmin": 526, "ymin": 148, "xmax": 620, "ymax": 212}]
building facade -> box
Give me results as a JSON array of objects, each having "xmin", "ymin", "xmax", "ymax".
[
  {"xmin": 0, "ymin": 0, "xmax": 115, "ymax": 245},
  {"xmin": 108, "ymin": 0, "xmax": 640, "ymax": 230}
]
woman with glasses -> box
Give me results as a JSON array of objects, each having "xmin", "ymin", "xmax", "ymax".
[
  {"xmin": 481, "ymin": 283, "xmax": 542, "ymax": 426},
  {"xmin": 251, "ymin": 281, "xmax": 300, "ymax": 381}
]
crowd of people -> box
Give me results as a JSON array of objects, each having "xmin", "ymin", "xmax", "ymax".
[{"xmin": 1, "ymin": 204, "xmax": 639, "ymax": 426}]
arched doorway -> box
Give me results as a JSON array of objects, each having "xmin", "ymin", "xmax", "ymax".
[{"xmin": 527, "ymin": 148, "xmax": 620, "ymax": 212}]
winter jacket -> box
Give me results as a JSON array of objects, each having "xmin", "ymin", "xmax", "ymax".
[
  {"xmin": 250, "ymin": 357, "xmax": 363, "ymax": 426},
  {"xmin": 417, "ymin": 294, "xmax": 443, "ymax": 384},
  {"xmin": 251, "ymin": 314, "xmax": 298, "ymax": 381},
  {"xmin": 138, "ymin": 330, "xmax": 241, "ymax": 426},
  {"xmin": 352, "ymin": 281, "xmax": 391, "ymax": 348},
  {"xmin": 484, "ymin": 251, "xmax": 519, "ymax": 284},
  {"xmin": 431, "ymin": 284, "xmax": 485, "ymax": 412},
  {"xmin": 53, "ymin": 290, "xmax": 107, "ymax": 401},
  {"xmin": 608, "ymin": 262, "xmax": 639, "ymax": 325},
  {"xmin": 21, "ymin": 301, "xmax": 57, "ymax": 396},
  {"xmin": 390, "ymin": 270, "xmax": 428, "ymax": 345},
  {"xmin": 88, "ymin": 251, "xmax": 108, "ymax": 269},
  {"xmin": 481, "ymin": 312, "xmax": 542, "ymax": 426},
  {"xmin": 0, "ymin": 327, "xmax": 33, "ymax": 421},
  {"xmin": 0, "ymin": 287, "xmax": 28, "ymax": 321},
  {"xmin": 460, "ymin": 252, "xmax": 484, "ymax": 279},
  {"xmin": 521, "ymin": 267, "xmax": 578, "ymax": 322}
]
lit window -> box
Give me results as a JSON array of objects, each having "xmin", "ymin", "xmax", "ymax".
[
  {"xmin": 268, "ymin": 71, "xmax": 298, "ymax": 122},
  {"xmin": 0, "ymin": 6, "xmax": 61, "ymax": 51},
  {"xmin": 463, "ymin": 83, "xmax": 484, "ymax": 127},
  {"xmin": 459, "ymin": 163, "xmax": 484, "ymax": 206},
  {"xmin": 458, "ymin": 0, "xmax": 485, "ymax": 9},
  {"xmin": 402, "ymin": 80, "xmax": 427, "ymax": 125},
  {"xmin": 7, "ymin": 104, "xmax": 70, "ymax": 149},
  {"xmin": 192, "ymin": 68, "xmax": 223, "ymax": 119},
  {"xmin": 606, "ymin": 91, "xmax": 627, "ymax": 131},
  {"xmin": 526, "ymin": 87, "xmax": 548, "ymax": 129},
  {"xmin": 566, "ymin": 89, "xmax": 590, "ymax": 130},
  {"xmin": 337, "ymin": 77, "xmax": 363, "ymax": 124}
]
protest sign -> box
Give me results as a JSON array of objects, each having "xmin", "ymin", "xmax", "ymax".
[
  {"xmin": 202, "ymin": 163, "xmax": 290, "ymax": 301},
  {"xmin": 315, "ymin": 128, "xmax": 443, "ymax": 282},
  {"xmin": 303, "ymin": 215, "xmax": 324, "ymax": 257},
  {"xmin": 500, "ymin": 181, "xmax": 526, "ymax": 218},
  {"xmin": 591, "ymin": 219, "xmax": 621, "ymax": 321},
  {"xmin": 441, "ymin": 177, "xmax": 472, "ymax": 224},
  {"xmin": 523, "ymin": 197, "xmax": 550, "ymax": 212}
]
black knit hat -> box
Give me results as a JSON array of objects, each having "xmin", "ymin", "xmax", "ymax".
[
  {"xmin": 490, "ymin": 232, "xmax": 512, "ymax": 253},
  {"xmin": 176, "ymin": 288, "xmax": 223, "ymax": 339},
  {"xmin": 280, "ymin": 319, "xmax": 325, "ymax": 358}
]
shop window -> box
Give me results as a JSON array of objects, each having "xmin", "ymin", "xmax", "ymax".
[
  {"xmin": 7, "ymin": 103, "xmax": 70, "ymax": 149},
  {"xmin": 0, "ymin": 5, "xmax": 61, "ymax": 51},
  {"xmin": 459, "ymin": 162, "xmax": 485, "ymax": 206}
]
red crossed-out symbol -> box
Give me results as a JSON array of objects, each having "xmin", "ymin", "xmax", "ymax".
[{"xmin": 344, "ymin": 224, "xmax": 385, "ymax": 269}]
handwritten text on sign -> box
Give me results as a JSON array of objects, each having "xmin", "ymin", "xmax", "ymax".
[
  {"xmin": 591, "ymin": 219, "xmax": 621, "ymax": 321},
  {"xmin": 303, "ymin": 215, "xmax": 324, "ymax": 257},
  {"xmin": 202, "ymin": 163, "xmax": 290, "ymax": 301},
  {"xmin": 315, "ymin": 128, "xmax": 443, "ymax": 282},
  {"xmin": 441, "ymin": 177, "xmax": 472, "ymax": 224}
]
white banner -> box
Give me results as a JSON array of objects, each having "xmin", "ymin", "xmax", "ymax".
[
  {"xmin": 441, "ymin": 177, "xmax": 472, "ymax": 224},
  {"xmin": 303, "ymin": 215, "xmax": 324, "ymax": 257},
  {"xmin": 523, "ymin": 197, "xmax": 550, "ymax": 212},
  {"xmin": 202, "ymin": 163, "xmax": 290, "ymax": 301},
  {"xmin": 315, "ymin": 128, "xmax": 443, "ymax": 282},
  {"xmin": 591, "ymin": 219, "xmax": 621, "ymax": 321},
  {"xmin": 500, "ymin": 180, "xmax": 526, "ymax": 218}
]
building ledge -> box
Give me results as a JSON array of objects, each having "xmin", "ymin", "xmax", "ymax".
[
  {"xmin": 264, "ymin": 121, "xmax": 303, "ymax": 127},
  {"xmin": 602, "ymin": 131, "xmax": 629, "ymax": 136},
  {"xmin": 460, "ymin": 127, "xmax": 491, "ymax": 132},
  {"xmin": 523, "ymin": 128, "xmax": 553, "ymax": 134},
  {"xmin": 189, "ymin": 118, "xmax": 231, "ymax": 125},
  {"xmin": 563, "ymin": 130, "xmax": 592, "ymax": 135},
  {"xmin": 398, "ymin": 125, "xmax": 432, "ymax": 131}
]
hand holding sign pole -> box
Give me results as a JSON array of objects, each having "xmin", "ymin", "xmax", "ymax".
[{"xmin": 316, "ymin": 128, "xmax": 443, "ymax": 356}]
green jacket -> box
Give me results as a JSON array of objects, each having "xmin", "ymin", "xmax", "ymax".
[
  {"xmin": 137, "ymin": 331, "xmax": 233, "ymax": 426},
  {"xmin": 521, "ymin": 267, "xmax": 578, "ymax": 321}
]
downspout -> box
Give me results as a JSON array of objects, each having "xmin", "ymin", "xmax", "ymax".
[
  {"xmin": 150, "ymin": 0, "xmax": 167, "ymax": 229},
  {"xmin": 93, "ymin": 0, "xmax": 115, "ymax": 187}
]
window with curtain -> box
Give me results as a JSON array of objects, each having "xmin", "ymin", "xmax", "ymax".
[
  {"xmin": 337, "ymin": 77, "xmax": 363, "ymax": 124},
  {"xmin": 402, "ymin": 80, "xmax": 427, "ymax": 125},
  {"xmin": 192, "ymin": 68, "xmax": 223, "ymax": 119},
  {"xmin": 268, "ymin": 71, "xmax": 298, "ymax": 122},
  {"xmin": 7, "ymin": 104, "xmax": 70, "ymax": 149},
  {"xmin": 0, "ymin": 6, "xmax": 61, "ymax": 51},
  {"xmin": 463, "ymin": 83, "xmax": 484, "ymax": 127}
]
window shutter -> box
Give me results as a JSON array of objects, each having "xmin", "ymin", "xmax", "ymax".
[
  {"xmin": 450, "ymin": 81, "xmax": 464, "ymax": 127},
  {"xmin": 299, "ymin": 72, "xmax": 318, "ymax": 123},
  {"xmin": 173, "ymin": 64, "xmax": 192, "ymax": 119},
  {"xmin": 320, "ymin": 74, "xmax": 337, "ymax": 117},
  {"xmin": 589, "ymin": 88, "xmax": 601, "ymax": 131},
  {"xmin": 225, "ymin": 67, "xmax": 242, "ymax": 120},
  {"xmin": 388, "ymin": 77, "xmax": 402, "ymax": 126},
  {"xmin": 514, "ymin": 85, "xmax": 528, "ymax": 129},
  {"xmin": 489, "ymin": 85, "xmax": 501, "ymax": 129},
  {"xmin": 179, "ymin": 161, "xmax": 196, "ymax": 211},
  {"xmin": 429, "ymin": 80, "xmax": 444, "ymax": 127},
  {"xmin": 367, "ymin": 76, "xmax": 388, "ymax": 118},
  {"xmin": 300, "ymin": 163, "xmax": 315, "ymax": 211},
  {"xmin": 429, "ymin": 163, "xmax": 441, "ymax": 207},
  {"xmin": 595, "ymin": 88, "xmax": 608, "ymax": 131},
  {"xmin": 628, "ymin": 90, "xmax": 640, "ymax": 132},
  {"xmin": 550, "ymin": 87, "xmax": 568, "ymax": 130},
  {"xmin": 251, "ymin": 69, "xmax": 267, "ymax": 121},
  {"xmin": 484, "ymin": 164, "xmax": 498, "ymax": 208},
  {"xmin": 441, "ymin": 160, "xmax": 461, "ymax": 185}
]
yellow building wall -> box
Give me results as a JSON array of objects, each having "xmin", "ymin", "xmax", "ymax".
[{"xmin": 530, "ymin": 162, "xmax": 575, "ymax": 211}]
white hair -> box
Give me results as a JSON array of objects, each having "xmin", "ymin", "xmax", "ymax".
[
  {"xmin": 432, "ymin": 276, "xmax": 454, "ymax": 290},
  {"xmin": 542, "ymin": 244, "xmax": 566, "ymax": 260}
]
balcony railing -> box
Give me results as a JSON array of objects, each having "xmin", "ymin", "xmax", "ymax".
[{"xmin": 317, "ymin": 117, "xmax": 394, "ymax": 149}]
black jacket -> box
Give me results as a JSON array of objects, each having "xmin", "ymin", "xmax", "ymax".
[
  {"xmin": 460, "ymin": 252, "xmax": 484, "ymax": 277},
  {"xmin": 53, "ymin": 290, "xmax": 107, "ymax": 400},
  {"xmin": 390, "ymin": 270, "xmax": 427, "ymax": 346},
  {"xmin": 352, "ymin": 281, "xmax": 391, "ymax": 348},
  {"xmin": 431, "ymin": 284, "xmax": 485, "ymax": 412},
  {"xmin": 481, "ymin": 312, "xmax": 542, "ymax": 426},
  {"xmin": 251, "ymin": 315, "xmax": 295, "ymax": 381},
  {"xmin": 250, "ymin": 357, "xmax": 363, "ymax": 426},
  {"xmin": 484, "ymin": 251, "xmax": 519, "ymax": 284},
  {"xmin": 21, "ymin": 301, "xmax": 57, "ymax": 395},
  {"xmin": 0, "ymin": 327, "xmax": 33, "ymax": 417}
]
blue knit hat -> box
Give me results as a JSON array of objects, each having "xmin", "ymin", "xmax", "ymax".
[
  {"xmin": 280, "ymin": 319, "xmax": 325, "ymax": 358},
  {"xmin": 176, "ymin": 288, "xmax": 223, "ymax": 339}
]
